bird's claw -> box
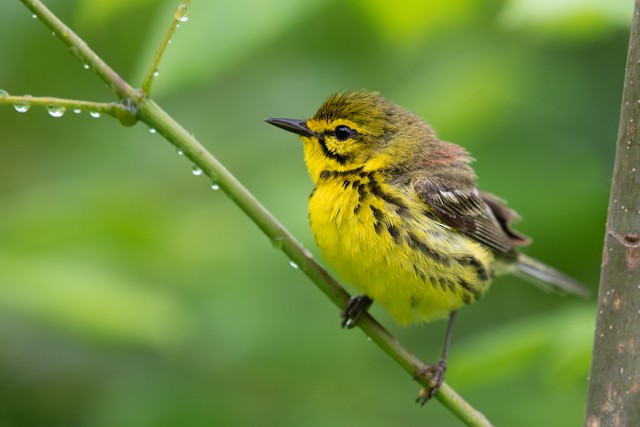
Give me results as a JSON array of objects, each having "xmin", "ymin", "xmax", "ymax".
[
  {"xmin": 414, "ymin": 359, "xmax": 447, "ymax": 405},
  {"xmin": 340, "ymin": 295, "xmax": 372, "ymax": 328}
]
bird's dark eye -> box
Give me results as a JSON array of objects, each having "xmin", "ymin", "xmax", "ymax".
[{"xmin": 334, "ymin": 125, "xmax": 355, "ymax": 141}]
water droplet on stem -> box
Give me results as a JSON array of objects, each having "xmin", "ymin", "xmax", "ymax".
[
  {"xmin": 192, "ymin": 165, "xmax": 203, "ymax": 176},
  {"xmin": 47, "ymin": 105, "xmax": 66, "ymax": 117},
  {"xmin": 14, "ymin": 95, "xmax": 32, "ymax": 113},
  {"xmin": 271, "ymin": 237, "xmax": 284, "ymax": 250},
  {"xmin": 174, "ymin": 3, "xmax": 190, "ymax": 22}
]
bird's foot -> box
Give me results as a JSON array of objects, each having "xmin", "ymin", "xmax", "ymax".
[
  {"xmin": 340, "ymin": 295, "xmax": 372, "ymax": 328},
  {"xmin": 414, "ymin": 359, "xmax": 447, "ymax": 405}
]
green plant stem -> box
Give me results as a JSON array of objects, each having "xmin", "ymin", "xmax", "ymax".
[
  {"xmin": 141, "ymin": 0, "xmax": 190, "ymax": 96},
  {"xmin": 17, "ymin": 1, "xmax": 492, "ymax": 425},
  {"xmin": 0, "ymin": 95, "xmax": 124, "ymax": 116},
  {"xmin": 20, "ymin": 0, "xmax": 139, "ymax": 102}
]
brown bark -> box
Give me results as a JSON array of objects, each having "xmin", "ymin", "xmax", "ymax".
[{"xmin": 585, "ymin": 2, "xmax": 640, "ymax": 426}]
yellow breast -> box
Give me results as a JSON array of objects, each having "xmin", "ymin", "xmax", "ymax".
[{"xmin": 308, "ymin": 170, "xmax": 494, "ymax": 325}]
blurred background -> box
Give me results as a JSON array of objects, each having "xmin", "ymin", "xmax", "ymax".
[{"xmin": 0, "ymin": 0, "xmax": 630, "ymax": 426}]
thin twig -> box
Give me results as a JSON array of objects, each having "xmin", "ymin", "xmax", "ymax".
[
  {"xmin": 141, "ymin": 0, "xmax": 191, "ymax": 96},
  {"xmin": 0, "ymin": 95, "xmax": 130, "ymax": 119},
  {"xmin": 20, "ymin": 0, "xmax": 139, "ymax": 101},
  {"xmin": 13, "ymin": 2, "xmax": 492, "ymax": 426}
]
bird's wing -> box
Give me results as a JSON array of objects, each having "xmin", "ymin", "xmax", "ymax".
[{"xmin": 411, "ymin": 177, "xmax": 530, "ymax": 255}]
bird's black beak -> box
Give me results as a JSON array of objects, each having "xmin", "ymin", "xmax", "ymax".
[{"xmin": 265, "ymin": 117, "xmax": 317, "ymax": 138}]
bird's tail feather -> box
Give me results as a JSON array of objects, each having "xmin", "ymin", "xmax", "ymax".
[{"xmin": 511, "ymin": 254, "xmax": 590, "ymax": 298}]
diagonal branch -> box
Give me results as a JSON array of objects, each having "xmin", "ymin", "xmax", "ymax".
[{"xmin": 14, "ymin": 1, "xmax": 492, "ymax": 425}]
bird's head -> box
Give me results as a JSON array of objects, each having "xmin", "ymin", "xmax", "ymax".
[{"xmin": 267, "ymin": 91, "xmax": 440, "ymax": 183}]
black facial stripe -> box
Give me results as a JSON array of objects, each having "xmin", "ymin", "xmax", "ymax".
[{"xmin": 318, "ymin": 134, "xmax": 349, "ymax": 165}]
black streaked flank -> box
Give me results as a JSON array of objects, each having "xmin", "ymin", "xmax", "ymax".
[
  {"xmin": 370, "ymin": 205, "xmax": 385, "ymax": 222},
  {"xmin": 357, "ymin": 184, "xmax": 368, "ymax": 203},
  {"xmin": 458, "ymin": 255, "xmax": 490, "ymax": 282},
  {"xmin": 387, "ymin": 224, "xmax": 401, "ymax": 243},
  {"xmin": 408, "ymin": 232, "xmax": 449, "ymax": 264}
]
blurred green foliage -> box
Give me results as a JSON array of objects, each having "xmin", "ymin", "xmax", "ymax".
[{"xmin": 0, "ymin": 0, "xmax": 629, "ymax": 425}]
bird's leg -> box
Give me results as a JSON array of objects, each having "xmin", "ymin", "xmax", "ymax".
[
  {"xmin": 341, "ymin": 295, "xmax": 373, "ymax": 328},
  {"xmin": 415, "ymin": 311, "xmax": 458, "ymax": 404}
]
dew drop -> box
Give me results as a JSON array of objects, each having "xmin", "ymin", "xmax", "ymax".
[
  {"xmin": 191, "ymin": 165, "xmax": 203, "ymax": 176},
  {"xmin": 176, "ymin": 147, "xmax": 184, "ymax": 156},
  {"xmin": 0, "ymin": 89, "xmax": 8, "ymax": 98},
  {"xmin": 271, "ymin": 236, "xmax": 284, "ymax": 250},
  {"xmin": 89, "ymin": 111, "xmax": 101, "ymax": 118},
  {"xmin": 289, "ymin": 261, "xmax": 299, "ymax": 269},
  {"xmin": 14, "ymin": 103, "xmax": 30, "ymax": 113},
  {"xmin": 149, "ymin": 128, "xmax": 157, "ymax": 134},
  {"xmin": 174, "ymin": 3, "xmax": 190, "ymax": 22},
  {"xmin": 47, "ymin": 105, "xmax": 66, "ymax": 117},
  {"xmin": 153, "ymin": 69, "xmax": 160, "ymax": 77},
  {"xmin": 13, "ymin": 95, "xmax": 32, "ymax": 113},
  {"xmin": 211, "ymin": 183, "xmax": 220, "ymax": 191},
  {"xmin": 31, "ymin": 13, "xmax": 37, "ymax": 19},
  {"xmin": 83, "ymin": 63, "xmax": 90, "ymax": 70},
  {"xmin": 73, "ymin": 109, "xmax": 81, "ymax": 114}
]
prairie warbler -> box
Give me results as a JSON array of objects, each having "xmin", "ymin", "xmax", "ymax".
[{"xmin": 266, "ymin": 91, "xmax": 588, "ymax": 402}]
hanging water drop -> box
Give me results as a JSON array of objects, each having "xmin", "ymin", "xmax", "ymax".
[
  {"xmin": 31, "ymin": 14, "xmax": 37, "ymax": 19},
  {"xmin": 176, "ymin": 147, "xmax": 184, "ymax": 156},
  {"xmin": 14, "ymin": 96, "xmax": 32, "ymax": 113},
  {"xmin": 149, "ymin": 128, "xmax": 157, "ymax": 134},
  {"xmin": 68, "ymin": 46, "xmax": 80, "ymax": 59},
  {"xmin": 14, "ymin": 103, "xmax": 30, "ymax": 113},
  {"xmin": 211, "ymin": 183, "xmax": 220, "ymax": 191},
  {"xmin": 73, "ymin": 109, "xmax": 81, "ymax": 114},
  {"xmin": 47, "ymin": 105, "xmax": 66, "ymax": 117},
  {"xmin": 0, "ymin": 89, "xmax": 8, "ymax": 98},
  {"xmin": 191, "ymin": 165, "xmax": 203, "ymax": 176},
  {"xmin": 174, "ymin": 3, "xmax": 190, "ymax": 22},
  {"xmin": 89, "ymin": 111, "xmax": 101, "ymax": 118},
  {"xmin": 289, "ymin": 261, "xmax": 299, "ymax": 269},
  {"xmin": 83, "ymin": 63, "xmax": 90, "ymax": 70},
  {"xmin": 153, "ymin": 69, "xmax": 160, "ymax": 77},
  {"xmin": 271, "ymin": 236, "xmax": 284, "ymax": 250}
]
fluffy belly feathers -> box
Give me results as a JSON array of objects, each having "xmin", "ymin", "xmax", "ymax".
[{"xmin": 308, "ymin": 180, "xmax": 494, "ymax": 325}]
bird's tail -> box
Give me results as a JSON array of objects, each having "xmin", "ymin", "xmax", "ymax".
[{"xmin": 510, "ymin": 254, "xmax": 590, "ymax": 298}]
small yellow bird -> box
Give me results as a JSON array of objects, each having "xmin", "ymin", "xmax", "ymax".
[{"xmin": 266, "ymin": 91, "xmax": 588, "ymax": 402}]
